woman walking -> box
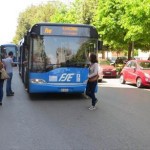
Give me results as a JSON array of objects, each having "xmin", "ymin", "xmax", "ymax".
[{"xmin": 86, "ymin": 53, "xmax": 99, "ymax": 110}]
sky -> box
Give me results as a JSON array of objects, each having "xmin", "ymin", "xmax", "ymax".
[{"xmin": 0, "ymin": 0, "xmax": 73, "ymax": 45}]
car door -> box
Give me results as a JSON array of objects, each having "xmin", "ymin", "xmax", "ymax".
[
  {"xmin": 123, "ymin": 61, "xmax": 132, "ymax": 81},
  {"xmin": 128, "ymin": 61, "xmax": 137, "ymax": 83}
]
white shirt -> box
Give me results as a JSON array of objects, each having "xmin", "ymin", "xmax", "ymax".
[
  {"xmin": 88, "ymin": 63, "xmax": 99, "ymax": 78},
  {"xmin": 2, "ymin": 57, "xmax": 13, "ymax": 73}
]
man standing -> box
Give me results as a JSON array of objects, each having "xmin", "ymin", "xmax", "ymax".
[{"xmin": 2, "ymin": 51, "xmax": 14, "ymax": 96}]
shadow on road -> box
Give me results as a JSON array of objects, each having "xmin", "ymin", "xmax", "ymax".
[{"xmin": 28, "ymin": 93, "xmax": 85, "ymax": 101}]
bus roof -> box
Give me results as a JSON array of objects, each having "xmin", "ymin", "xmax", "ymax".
[
  {"xmin": 32, "ymin": 22, "xmax": 96, "ymax": 28},
  {"xmin": 28, "ymin": 22, "xmax": 99, "ymax": 38},
  {"xmin": 0, "ymin": 43, "xmax": 17, "ymax": 47}
]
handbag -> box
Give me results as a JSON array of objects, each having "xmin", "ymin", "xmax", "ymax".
[
  {"xmin": 0, "ymin": 68, "xmax": 10, "ymax": 80},
  {"xmin": 88, "ymin": 74, "xmax": 99, "ymax": 82}
]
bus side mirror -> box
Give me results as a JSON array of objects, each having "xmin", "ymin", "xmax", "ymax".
[
  {"xmin": 30, "ymin": 32, "xmax": 38, "ymax": 39},
  {"xmin": 24, "ymin": 35, "xmax": 27, "ymax": 45},
  {"xmin": 98, "ymin": 41, "xmax": 103, "ymax": 50}
]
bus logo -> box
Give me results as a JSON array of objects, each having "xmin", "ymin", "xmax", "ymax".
[{"xmin": 59, "ymin": 73, "xmax": 75, "ymax": 82}]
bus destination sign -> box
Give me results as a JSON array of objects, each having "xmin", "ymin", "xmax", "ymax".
[{"xmin": 40, "ymin": 26, "xmax": 90, "ymax": 37}]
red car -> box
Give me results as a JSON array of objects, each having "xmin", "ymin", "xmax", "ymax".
[
  {"xmin": 100, "ymin": 60, "xmax": 117, "ymax": 78},
  {"xmin": 120, "ymin": 60, "xmax": 150, "ymax": 88}
]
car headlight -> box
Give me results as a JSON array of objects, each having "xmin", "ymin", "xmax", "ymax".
[
  {"xmin": 144, "ymin": 73, "xmax": 150, "ymax": 78},
  {"xmin": 30, "ymin": 79, "xmax": 46, "ymax": 84}
]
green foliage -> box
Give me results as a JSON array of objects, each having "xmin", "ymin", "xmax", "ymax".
[
  {"xmin": 13, "ymin": 0, "xmax": 150, "ymax": 58},
  {"xmin": 13, "ymin": 2, "xmax": 63, "ymax": 43},
  {"xmin": 93, "ymin": 0, "xmax": 150, "ymax": 58},
  {"xmin": 50, "ymin": 3, "xmax": 77, "ymax": 23}
]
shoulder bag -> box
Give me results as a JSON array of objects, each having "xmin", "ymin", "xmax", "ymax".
[
  {"xmin": 88, "ymin": 74, "xmax": 99, "ymax": 82},
  {"xmin": 0, "ymin": 68, "xmax": 10, "ymax": 80}
]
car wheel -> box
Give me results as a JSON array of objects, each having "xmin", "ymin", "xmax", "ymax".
[
  {"xmin": 136, "ymin": 78, "xmax": 143, "ymax": 88},
  {"xmin": 120, "ymin": 74, "xmax": 125, "ymax": 84}
]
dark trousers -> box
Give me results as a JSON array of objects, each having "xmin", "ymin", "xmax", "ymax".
[
  {"xmin": 86, "ymin": 81, "xmax": 97, "ymax": 106},
  {"xmin": 6, "ymin": 72, "xmax": 13, "ymax": 95},
  {"xmin": 0, "ymin": 80, "xmax": 4, "ymax": 102}
]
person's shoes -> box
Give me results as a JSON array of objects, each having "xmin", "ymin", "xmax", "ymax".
[
  {"xmin": 88, "ymin": 106, "xmax": 96, "ymax": 110},
  {"xmin": 7, "ymin": 94, "xmax": 14, "ymax": 96},
  {"xmin": 0, "ymin": 102, "xmax": 2, "ymax": 105},
  {"xmin": 10, "ymin": 91, "xmax": 14, "ymax": 95}
]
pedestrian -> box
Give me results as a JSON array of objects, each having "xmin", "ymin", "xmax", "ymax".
[
  {"xmin": 2, "ymin": 51, "xmax": 14, "ymax": 96},
  {"xmin": 0, "ymin": 61, "xmax": 5, "ymax": 105},
  {"xmin": 86, "ymin": 53, "xmax": 99, "ymax": 110}
]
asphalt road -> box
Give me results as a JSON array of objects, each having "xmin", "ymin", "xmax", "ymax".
[{"xmin": 0, "ymin": 68, "xmax": 150, "ymax": 150}]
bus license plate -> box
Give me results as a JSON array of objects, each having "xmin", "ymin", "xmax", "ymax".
[{"xmin": 61, "ymin": 88, "xmax": 69, "ymax": 92}]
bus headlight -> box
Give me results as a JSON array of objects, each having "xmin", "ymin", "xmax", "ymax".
[{"xmin": 30, "ymin": 79, "xmax": 46, "ymax": 84}]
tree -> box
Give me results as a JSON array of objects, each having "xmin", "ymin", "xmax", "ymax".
[
  {"xmin": 94, "ymin": 0, "xmax": 150, "ymax": 59},
  {"xmin": 72, "ymin": 0, "xmax": 99, "ymax": 24},
  {"xmin": 13, "ymin": 2, "xmax": 62, "ymax": 43}
]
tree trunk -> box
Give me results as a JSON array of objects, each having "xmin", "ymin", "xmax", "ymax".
[
  {"xmin": 132, "ymin": 41, "xmax": 134, "ymax": 59},
  {"xmin": 128, "ymin": 43, "xmax": 132, "ymax": 60},
  {"xmin": 102, "ymin": 51, "xmax": 105, "ymax": 59}
]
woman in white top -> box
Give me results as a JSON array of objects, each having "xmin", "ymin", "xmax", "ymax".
[{"xmin": 86, "ymin": 53, "xmax": 99, "ymax": 110}]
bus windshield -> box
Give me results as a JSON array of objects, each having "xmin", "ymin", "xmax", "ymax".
[{"xmin": 32, "ymin": 36, "xmax": 97, "ymax": 72}]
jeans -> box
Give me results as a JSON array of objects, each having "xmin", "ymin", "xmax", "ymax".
[
  {"xmin": 86, "ymin": 81, "xmax": 97, "ymax": 106},
  {"xmin": 6, "ymin": 72, "xmax": 13, "ymax": 95},
  {"xmin": 0, "ymin": 80, "xmax": 4, "ymax": 102}
]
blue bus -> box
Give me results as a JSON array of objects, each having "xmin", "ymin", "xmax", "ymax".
[
  {"xmin": 18, "ymin": 39, "xmax": 26, "ymax": 81},
  {"xmin": 0, "ymin": 43, "xmax": 18, "ymax": 63},
  {"xmin": 19, "ymin": 23, "xmax": 102, "ymax": 94}
]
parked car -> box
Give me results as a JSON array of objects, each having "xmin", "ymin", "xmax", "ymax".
[
  {"xmin": 114, "ymin": 57, "xmax": 128, "ymax": 74},
  {"xmin": 107, "ymin": 57, "xmax": 117, "ymax": 65},
  {"xmin": 98, "ymin": 65, "xmax": 103, "ymax": 82},
  {"xmin": 115, "ymin": 57, "xmax": 128, "ymax": 64},
  {"xmin": 100, "ymin": 60, "xmax": 117, "ymax": 78},
  {"xmin": 120, "ymin": 60, "xmax": 150, "ymax": 88}
]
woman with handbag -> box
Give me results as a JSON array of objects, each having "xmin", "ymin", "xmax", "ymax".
[
  {"xmin": 85, "ymin": 53, "xmax": 99, "ymax": 110},
  {"xmin": 0, "ymin": 61, "xmax": 5, "ymax": 105}
]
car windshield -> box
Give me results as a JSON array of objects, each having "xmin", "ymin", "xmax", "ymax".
[
  {"xmin": 139, "ymin": 62, "xmax": 150, "ymax": 69},
  {"xmin": 115, "ymin": 57, "xmax": 127, "ymax": 64}
]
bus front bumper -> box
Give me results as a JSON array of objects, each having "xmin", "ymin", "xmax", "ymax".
[{"xmin": 29, "ymin": 82, "xmax": 87, "ymax": 93}]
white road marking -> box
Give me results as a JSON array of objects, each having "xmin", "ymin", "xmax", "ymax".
[{"xmin": 98, "ymin": 78, "xmax": 150, "ymax": 91}]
